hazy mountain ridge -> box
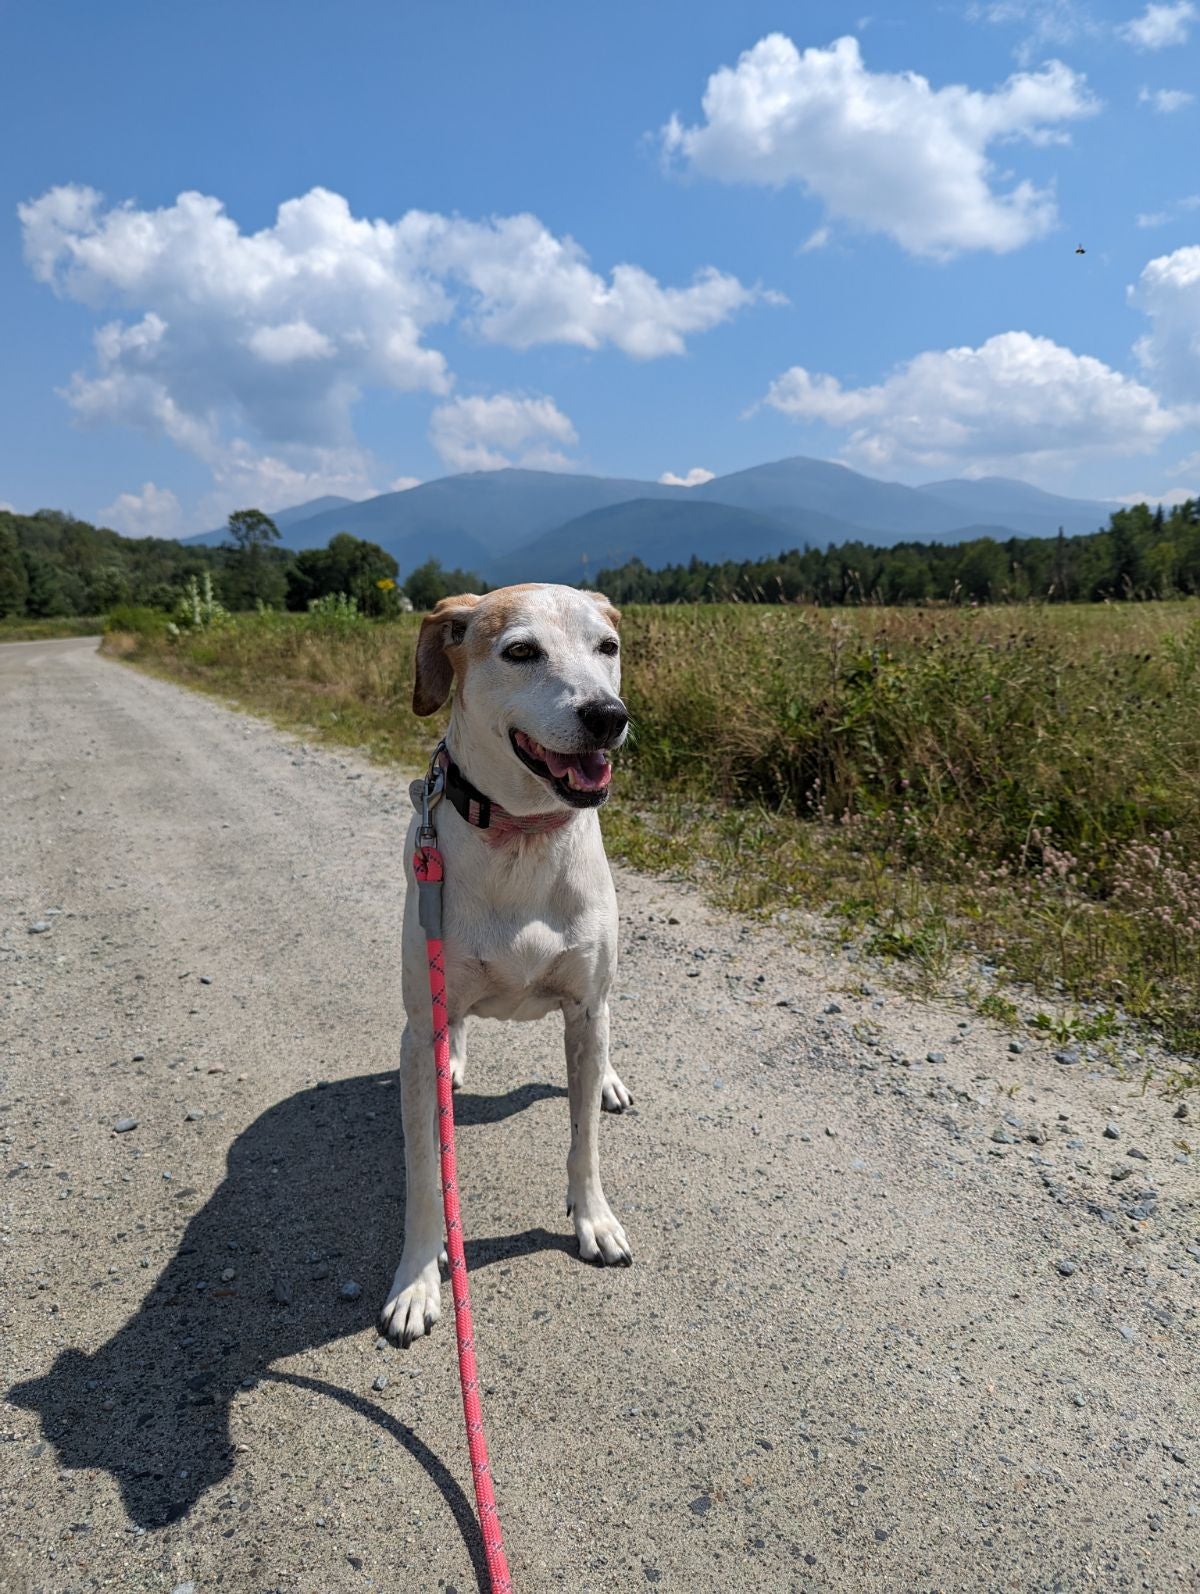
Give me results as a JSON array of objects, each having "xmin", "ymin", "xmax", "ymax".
[{"xmin": 176, "ymin": 458, "xmax": 1116, "ymax": 581}]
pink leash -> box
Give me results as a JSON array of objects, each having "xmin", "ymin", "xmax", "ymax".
[{"xmin": 413, "ymin": 838, "xmax": 513, "ymax": 1593}]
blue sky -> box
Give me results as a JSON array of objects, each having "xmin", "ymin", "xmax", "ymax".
[{"xmin": 2, "ymin": 0, "xmax": 1199, "ymax": 535}]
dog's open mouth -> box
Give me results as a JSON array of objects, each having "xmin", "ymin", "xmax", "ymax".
[{"xmin": 510, "ymin": 729, "xmax": 613, "ymax": 808}]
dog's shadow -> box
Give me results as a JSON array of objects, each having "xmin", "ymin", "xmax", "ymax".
[{"xmin": 9, "ymin": 1071, "xmax": 570, "ymax": 1543}]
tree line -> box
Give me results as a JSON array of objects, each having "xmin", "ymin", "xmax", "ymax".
[
  {"xmin": 6, "ymin": 497, "xmax": 1200, "ymax": 621},
  {"xmin": 0, "ymin": 507, "xmax": 485, "ymax": 619},
  {"xmin": 594, "ymin": 500, "xmax": 1200, "ymax": 605}
]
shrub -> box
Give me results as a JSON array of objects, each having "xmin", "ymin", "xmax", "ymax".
[{"xmin": 104, "ymin": 604, "xmax": 171, "ymax": 638}]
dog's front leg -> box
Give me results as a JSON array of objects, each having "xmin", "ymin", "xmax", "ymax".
[
  {"xmin": 379, "ymin": 1022, "xmax": 443, "ymax": 1346},
  {"xmin": 563, "ymin": 999, "xmax": 632, "ymax": 1266}
]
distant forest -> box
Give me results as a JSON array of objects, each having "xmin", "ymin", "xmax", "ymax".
[
  {"xmin": 0, "ymin": 509, "xmax": 480, "ymax": 618},
  {"xmin": 3, "ymin": 497, "xmax": 1200, "ymax": 618},
  {"xmin": 595, "ymin": 500, "xmax": 1200, "ymax": 605}
]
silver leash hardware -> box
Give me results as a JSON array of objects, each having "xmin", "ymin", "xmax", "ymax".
[{"xmin": 415, "ymin": 742, "xmax": 447, "ymax": 937}]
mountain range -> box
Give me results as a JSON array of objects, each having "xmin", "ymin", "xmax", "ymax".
[{"xmin": 183, "ymin": 457, "xmax": 1116, "ymax": 584}]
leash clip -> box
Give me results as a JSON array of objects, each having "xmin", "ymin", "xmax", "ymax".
[{"xmin": 418, "ymin": 740, "xmax": 447, "ymax": 846}]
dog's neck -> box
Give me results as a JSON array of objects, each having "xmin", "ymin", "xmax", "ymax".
[
  {"xmin": 439, "ymin": 713, "xmax": 580, "ymax": 843},
  {"xmin": 437, "ymin": 746, "xmax": 575, "ymax": 843}
]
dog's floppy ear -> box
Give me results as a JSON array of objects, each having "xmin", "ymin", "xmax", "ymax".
[
  {"xmin": 412, "ymin": 593, "xmax": 482, "ymax": 716},
  {"xmin": 582, "ymin": 590, "xmax": 621, "ymax": 629}
]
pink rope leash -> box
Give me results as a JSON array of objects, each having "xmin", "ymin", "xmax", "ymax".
[{"xmin": 413, "ymin": 842, "xmax": 513, "ymax": 1594}]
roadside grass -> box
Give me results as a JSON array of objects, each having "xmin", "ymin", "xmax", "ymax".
[
  {"xmin": 0, "ymin": 615, "xmax": 104, "ymax": 642},
  {"xmin": 103, "ymin": 601, "xmax": 1200, "ymax": 1067}
]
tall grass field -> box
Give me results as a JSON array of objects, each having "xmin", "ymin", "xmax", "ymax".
[{"xmin": 104, "ymin": 601, "xmax": 1200, "ymax": 1061}]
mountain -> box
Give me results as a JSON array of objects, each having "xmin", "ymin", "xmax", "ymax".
[
  {"xmin": 916, "ymin": 477, "xmax": 1111, "ymax": 539},
  {"xmin": 488, "ymin": 497, "xmax": 871, "ymax": 586},
  {"xmin": 271, "ymin": 468, "xmax": 687, "ymax": 567},
  {"xmin": 170, "ymin": 457, "xmax": 1120, "ymax": 582},
  {"xmin": 183, "ymin": 496, "xmax": 356, "ymax": 547},
  {"xmin": 691, "ymin": 456, "xmax": 969, "ymax": 541}
]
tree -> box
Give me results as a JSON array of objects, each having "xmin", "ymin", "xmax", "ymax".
[
  {"xmin": 21, "ymin": 551, "xmax": 69, "ymax": 616},
  {"xmin": 285, "ymin": 533, "xmax": 400, "ymax": 615},
  {"xmin": 404, "ymin": 559, "xmax": 486, "ymax": 610},
  {"xmin": 223, "ymin": 508, "xmax": 284, "ymax": 608},
  {"xmin": 0, "ymin": 520, "xmax": 29, "ymax": 617}
]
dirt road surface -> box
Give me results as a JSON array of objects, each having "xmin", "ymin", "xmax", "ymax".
[{"xmin": 1, "ymin": 637, "xmax": 1197, "ymax": 1593}]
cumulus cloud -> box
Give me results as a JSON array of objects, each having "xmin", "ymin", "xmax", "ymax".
[
  {"xmin": 1119, "ymin": 1, "xmax": 1195, "ymax": 48},
  {"xmin": 389, "ymin": 475, "xmax": 422, "ymax": 492},
  {"xmin": 429, "ymin": 394, "xmax": 578, "ymax": 473},
  {"xmin": 98, "ymin": 481, "xmax": 183, "ymax": 537},
  {"xmin": 19, "ymin": 184, "xmax": 763, "ymax": 504},
  {"xmin": 1139, "ymin": 84, "xmax": 1195, "ymax": 111},
  {"xmin": 423, "ymin": 213, "xmax": 762, "ymax": 359},
  {"xmin": 1130, "ymin": 244, "xmax": 1200, "ymax": 402},
  {"xmin": 761, "ymin": 332, "xmax": 1184, "ymax": 477},
  {"xmin": 659, "ymin": 466, "xmax": 716, "ymax": 487},
  {"xmin": 661, "ymin": 34, "xmax": 1097, "ymax": 257}
]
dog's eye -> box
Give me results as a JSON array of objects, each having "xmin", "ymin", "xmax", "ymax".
[
  {"xmin": 597, "ymin": 637, "xmax": 619, "ymax": 657},
  {"xmin": 502, "ymin": 640, "xmax": 542, "ymax": 663}
]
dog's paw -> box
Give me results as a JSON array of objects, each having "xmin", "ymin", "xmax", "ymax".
[
  {"xmin": 567, "ymin": 1196, "xmax": 633, "ymax": 1267},
  {"xmin": 379, "ymin": 1259, "xmax": 442, "ymax": 1348},
  {"xmin": 601, "ymin": 1067, "xmax": 633, "ymax": 1113},
  {"xmin": 450, "ymin": 1059, "xmax": 465, "ymax": 1091}
]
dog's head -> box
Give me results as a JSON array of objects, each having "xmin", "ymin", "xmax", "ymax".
[{"xmin": 413, "ymin": 584, "xmax": 626, "ymax": 810}]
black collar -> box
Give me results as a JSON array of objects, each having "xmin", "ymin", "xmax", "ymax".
[{"xmin": 439, "ymin": 748, "xmax": 493, "ymax": 829}]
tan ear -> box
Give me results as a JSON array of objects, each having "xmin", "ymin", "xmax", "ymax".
[
  {"xmin": 582, "ymin": 590, "xmax": 620, "ymax": 629},
  {"xmin": 412, "ymin": 593, "xmax": 481, "ymax": 716}
]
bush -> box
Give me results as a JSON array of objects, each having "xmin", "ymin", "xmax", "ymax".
[{"xmin": 104, "ymin": 604, "xmax": 171, "ymax": 638}]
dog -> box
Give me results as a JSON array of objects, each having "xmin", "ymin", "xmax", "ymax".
[{"xmin": 380, "ymin": 584, "xmax": 634, "ymax": 1348}]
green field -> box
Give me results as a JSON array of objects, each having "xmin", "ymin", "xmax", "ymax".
[{"xmin": 103, "ymin": 601, "xmax": 1200, "ymax": 1065}]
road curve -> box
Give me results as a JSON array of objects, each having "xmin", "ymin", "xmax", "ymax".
[{"xmin": 1, "ymin": 638, "xmax": 1196, "ymax": 1593}]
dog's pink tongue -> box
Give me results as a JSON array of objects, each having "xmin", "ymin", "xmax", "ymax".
[{"xmin": 544, "ymin": 749, "xmax": 613, "ymax": 790}]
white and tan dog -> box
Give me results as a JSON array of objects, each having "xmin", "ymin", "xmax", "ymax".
[{"xmin": 380, "ymin": 583, "xmax": 634, "ymax": 1347}]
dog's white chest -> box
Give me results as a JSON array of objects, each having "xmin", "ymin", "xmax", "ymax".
[{"xmin": 455, "ymin": 918, "xmax": 582, "ymax": 1021}]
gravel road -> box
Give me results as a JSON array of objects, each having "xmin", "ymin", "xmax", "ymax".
[{"xmin": 1, "ymin": 637, "xmax": 1197, "ymax": 1594}]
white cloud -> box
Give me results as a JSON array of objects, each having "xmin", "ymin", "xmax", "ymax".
[
  {"xmin": 423, "ymin": 213, "xmax": 763, "ymax": 359},
  {"xmin": 1137, "ymin": 193, "xmax": 1200, "ymax": 225},
  {"xmin": 659, "ymin": 467, "xmax": 716, "ymax": 487},
  {"xmin": 0, "ymin": 501, "xmax": 16, "ymax": 513},
  {"xmin": 389, "ymin": 475, "xmax": 422, "ymax": 492},
  {"xmin": 1119, "ymin": 1, "xmax": 1195, "ymax": 48},
  {"xmin": 1130, "ymin": 244, "xmax": 1200, "ymax": 402},
  {"xmin": 661, "ymin": 34, "xmax": 1098, "ymax": 257},
  {"xmin": 429, "ymin": 393, "xmax": 578, "ymax": 473},
  {"xmin": 246, "ymin": 320, "xmax": 336, "ymax": 364},
  {"xmin": 761, "ymin": 331, "xmax": 1184, "ymax": 478},
  {"xmin": 1139, "ymin": 84, "xmax": 1196, "ymax": 111},
  {"xmin": 98, "ymin": 481, "xmax": 183, "ymax": 538},
  {"xmin": 19, "ymin": 184, "xmax": 764, "ymax": 503},
  {"xmin": 1111, "ymin": 483, "xmax": 1198, "ymax": 504}
]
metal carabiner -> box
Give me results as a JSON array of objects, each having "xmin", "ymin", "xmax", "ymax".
[{"xmin": 418, "ymin": 740, "xmax": 447, "ymax": 846}]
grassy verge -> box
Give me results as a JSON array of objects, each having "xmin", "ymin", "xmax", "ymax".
[
  {"xmin": 103, "ymin": 602, "xmax": 1200, "ymax": 1070},
  {"xmin": 0, "ymin": 616, "xmax": 104, "ymax": 642}
]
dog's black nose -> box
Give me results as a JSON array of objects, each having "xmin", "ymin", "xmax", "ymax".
[{"xmin": 577, "ymin": 697, "xmax": 628, "ymax": 745}]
